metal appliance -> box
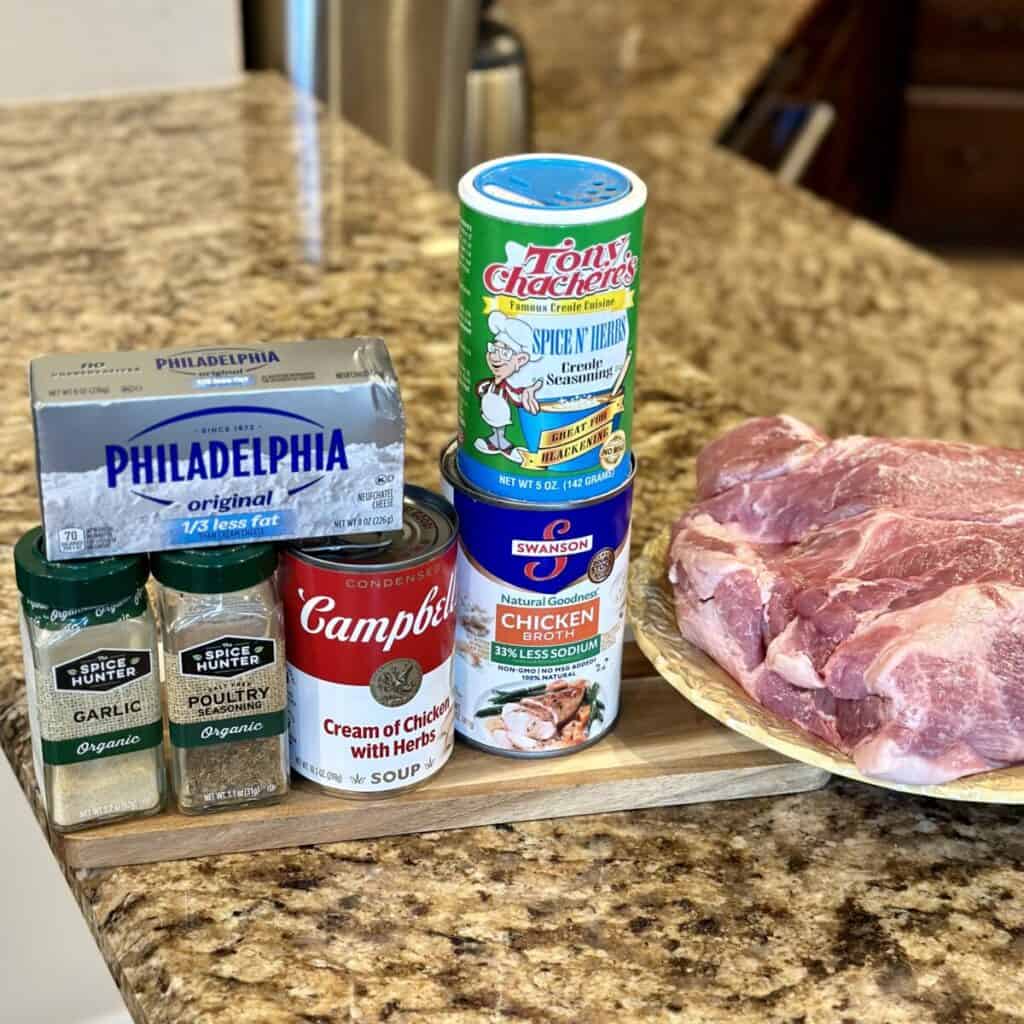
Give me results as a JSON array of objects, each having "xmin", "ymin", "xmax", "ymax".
[
  {"xmin": 244, "ymin": 0, "xmax": 530, "ymax": 192},
  {"xmin": 464, "ymin": 2, "xmax": 530, "ymax": 172}
]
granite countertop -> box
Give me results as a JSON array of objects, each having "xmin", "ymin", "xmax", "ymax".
[{"xmin": 4, "ymin": 1, "xmax": 1024, "ymax": 1020}]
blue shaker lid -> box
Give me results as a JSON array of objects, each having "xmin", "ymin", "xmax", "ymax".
[{"xmin": 472, "ymin": 156, "xmax": 633, "ymax": 211}]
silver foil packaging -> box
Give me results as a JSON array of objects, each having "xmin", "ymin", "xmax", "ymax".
[{"xmin": 31, "ymin": 338, "xmax": 404, "ymax": 560}]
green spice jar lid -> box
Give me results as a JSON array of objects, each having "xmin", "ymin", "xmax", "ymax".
[
  {"xmin": 14, "ymin": 526, "xmax": 149, "ymax": 610},
  {"xmin": 151, "ymin": 543, "xmax": 278, "ymax": 594}
]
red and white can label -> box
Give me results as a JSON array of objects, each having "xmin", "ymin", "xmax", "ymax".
[{"xmin": 280, "ymin": 547, "xmax": 457, "ymax": 794}]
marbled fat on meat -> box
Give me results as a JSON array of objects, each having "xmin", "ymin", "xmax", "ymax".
[
  {"xmin": 697, "ymin": 421, "xmax": 1024, "ymax": 543},
  {"xmin": 694, "ymin": 414, "xmax": 827, "ymax": 501},
  {"xmin": 667, "ymin": 416, "xmax": 1024, "ymax": 785}
]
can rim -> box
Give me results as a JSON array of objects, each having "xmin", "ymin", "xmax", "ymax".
[
  {"xmin": 458, "ymin": 152, "xmax": 647, "ymax": 226},
  {"xmin": 440, "ymin": 439, "xmax": 636, "ymax": 510},
  {"xmin": 284, "ymin": 485, "xmax": 458, "ymax": 573}
]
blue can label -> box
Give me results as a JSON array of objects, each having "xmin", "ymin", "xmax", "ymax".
[{"xmin": 445, "ymin": 453, "xmax": 633, "ymax": 756}]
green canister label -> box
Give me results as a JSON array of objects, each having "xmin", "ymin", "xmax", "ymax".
[{"xmin": 457, "ymin": 155, "xmax": 646, "ymax": 502}]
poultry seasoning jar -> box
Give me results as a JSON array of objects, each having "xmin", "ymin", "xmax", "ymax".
[
  {"xmin": 441, "ymin": 441, "xmax": 635, "ymax": 757},
  {"xmin": 152, "ymin": 543, "xmax": 289, "ymax": 814}
]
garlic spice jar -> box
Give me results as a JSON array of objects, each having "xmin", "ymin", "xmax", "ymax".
[
  {"xmin": 152, "ymin": 544, "xmax": 289, "ymax": 814},
  {"xmin": 14, "ymin": 528, "xmax": 166, "ymax": 832}
]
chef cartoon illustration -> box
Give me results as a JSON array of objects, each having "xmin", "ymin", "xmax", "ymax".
[{"xmin": 474, "ymin": 311, "xmax": 543, "ymax": 463}]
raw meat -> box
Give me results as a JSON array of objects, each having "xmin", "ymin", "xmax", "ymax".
[
  {"xmin": 695, "ymin": 414, "xmax": 827, "ymax": 501},
  {"xmin": 667, "ymin": 416, "xmax": 1024, "ymax": 785},
  {"xmin": 697, "ymin": 421, "xmax": 1024, "ymax": 543}
]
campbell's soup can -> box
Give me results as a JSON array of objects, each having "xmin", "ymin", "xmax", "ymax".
[
  {"xmin": 457, "ymin": 153, "xmax": 646, "ymax": 503},
  {"xmin": 441, "ymin": 441, "xmax": 634, "ymax": 758},
  {"xmin": 280, "ymin": 486, "xmax": 457, "ymax": 797}
]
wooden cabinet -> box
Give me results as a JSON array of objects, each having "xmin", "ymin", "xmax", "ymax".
[
  {"xmin": 890, "ymin": 86, "xmax": 1024, "ymax": 240},
  {"xmin": 793, "ymin": 1, "xmax": 912, "ymax": 216},
  {"xmin": 913, "ymin": 0, "xmax": 1024, "ymax": 90},
  {"xmin": 719, "ymin": 0, "xmax": 913, "ymax": 219},
  {"xmin": 724, "ymin": 0, "xmax": 1024, "ymax": 244},
  {"xmin": 890, "ymin": 1, "xmax": 1024, "ymax": 242}
]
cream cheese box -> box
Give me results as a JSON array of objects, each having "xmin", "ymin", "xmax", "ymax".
[{"xmin": 30, "ymin": 338, "xmax": 404, "ymax": 560}]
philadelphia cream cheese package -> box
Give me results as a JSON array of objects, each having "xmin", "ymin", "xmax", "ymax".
[{"xmin": 31, "ymin": 338, "xmax": 404, "ymax": 560}]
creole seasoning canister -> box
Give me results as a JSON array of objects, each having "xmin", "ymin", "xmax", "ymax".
[
  {"xmin": 280, "ymin": 487, "xmax": 457, "ymax": 797},
  {"xmin": 457, "ymin": 153, "xmax": 646, "ymax": 503}
]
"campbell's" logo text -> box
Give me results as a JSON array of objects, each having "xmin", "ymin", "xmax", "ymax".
[
  {"xmin": 482, "ymin": 235, "xmax": 637, "ymax": 301},
  {"xmin": 296, "ymin": 576, "xmax": 456, "ymax": 654}
]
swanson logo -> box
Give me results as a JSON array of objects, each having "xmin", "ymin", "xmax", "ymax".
[
  {"xmin": 53, "ymin": 649, "xmax": 152, "ymax": 694},
  {"xmin": 517, "ymin": 519, "xmax": 594, "ymax": 583},
  {"xmin": 180, "ymin": 636, "xmax": 277, "ymax": 679}
]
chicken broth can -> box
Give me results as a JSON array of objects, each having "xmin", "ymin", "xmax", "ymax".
[
  {"xmin": 441, "ymin": 441, "xmax": 634, "ymax": 757},
  {"xmin": 280, "ymin": 487, "xmax": 457, "ymax": 797},
  {"xmin": 457, "ymin": 154, "xmax": 646, "ymax": 503}
]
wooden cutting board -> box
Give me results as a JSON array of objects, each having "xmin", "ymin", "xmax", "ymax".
[{"xmin": 57, "ymin": 645, "xmax": 828, "ymax": 868}]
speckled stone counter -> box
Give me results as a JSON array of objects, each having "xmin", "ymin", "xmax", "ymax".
[{"xmin": 4, "ymin": 3, "xmax": 1024, "ymax": 1020}]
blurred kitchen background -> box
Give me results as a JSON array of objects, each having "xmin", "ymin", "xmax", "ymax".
[
  {"xmin": 3, "ymin": 1, "xmax": 1024, "ymax": 1019},
  {"xmin": 3, "ymin": 1, "xmax": 1022, "ymax": 296},
  {"xmin": 716, "ymin": 0, "xmax": 1024, "ymax": 299},
  {"xmin": 248, "ymin": 0, "xmax": 1024, "ymax": 301}
]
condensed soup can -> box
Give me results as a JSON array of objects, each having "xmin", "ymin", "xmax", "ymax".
[
  {"xmin": 457, "ymin": 153, "xmax": 646, "ymax": 503},
  {"xmin": 280, "ymin": 486, "xmax": 457, "ymax": 797},
  {"xmin": 441, "ymin": 440, "xmax": 634, "ymax": 757}
]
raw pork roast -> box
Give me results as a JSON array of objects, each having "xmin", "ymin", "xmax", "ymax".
[{"xmin": 668, "ymin": 415, "xmax": 1024, "ymax": 785}]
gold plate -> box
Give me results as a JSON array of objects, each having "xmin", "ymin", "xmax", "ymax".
[{"xmin": 628, "ymin": 525, "xmax": 1024, "ymax": 803}]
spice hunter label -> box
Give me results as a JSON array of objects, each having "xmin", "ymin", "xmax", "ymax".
[
  {"xmin": 443, "ymin": 447, "xmax": 634, "ymax": 757},
  {"xmin": 457, "ymin": 155, "xmax": 646, "ymax": 502},
  {"xmin": 280, "ymin": 544, "xmax": 457, "ymax": 795},
  {"xmin": 40, "ymin": 647, "xmax": 163, "ymax": 765},
  {"xmin": 166, "ymin": 636, "xmax": 286, "ymax": 747}
]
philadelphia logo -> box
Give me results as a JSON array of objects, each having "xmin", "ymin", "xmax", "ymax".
[
  {"xmin": 104, "ymin": 405, "xmax": 347, "ymax": 504},
  {"xmin": 154, "ymin": 346, "xmax": 281, "ymax": 375}
]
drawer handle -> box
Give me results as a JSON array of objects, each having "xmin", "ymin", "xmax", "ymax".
[
  {"xmin": 950, "ymin": 146, "xmax": 986, "ymax": 170},
  {"xmin": 963, "ymin": 13, "xmax": 1024, "ymax": 33},
  {"xmin": 722, "ymin": 98, "xmax": 835, "ymax": 185},
  {"xmin": 776, "ymin": 102, "xmax": 836, "ymax": 185}
]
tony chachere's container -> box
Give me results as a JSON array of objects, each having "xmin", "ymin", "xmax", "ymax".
[
  {"xmin": 457, "ymin": 153, "xmax": 646, "ymax": 503},
  {"xmin": 280, "ymin": 487, "xmax": 458, "ymax": 797},
  {"xmin": 441, "ymin": 441, "xmax": 634, "ymax": 758}
]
